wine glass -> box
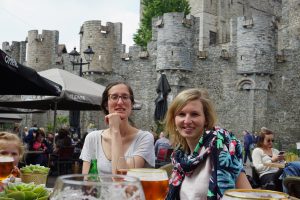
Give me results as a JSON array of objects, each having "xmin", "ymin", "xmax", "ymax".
[
  {"xmin": 116, "ymin": 156, "xmax": 135, "ymax": 175},
  {"xmin": 127, "ymin": 168, "xmax": 169, "ymax": 200},
  {"xmin": 50, "ymin": 174, "xmax": 145, "ymax": 200},
  {"xmin": 0, "ymin": 156, "xmax": 14, "ymax": 182}
]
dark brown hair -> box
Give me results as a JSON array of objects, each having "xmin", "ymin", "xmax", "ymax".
[
  {"xmin": 100, "ymin": 82, "xmax": 135, "ymax": 115},
  {"xmin": 257, "ymin": 127, "xmax": 274, "ymax": 148}
]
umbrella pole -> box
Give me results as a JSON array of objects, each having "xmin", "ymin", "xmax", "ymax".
[{"xmin": 53, "ymin": 102, "xmax": 57, "ymax": 135}]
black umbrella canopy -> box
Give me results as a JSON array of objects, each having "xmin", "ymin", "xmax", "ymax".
[
  {"xmin": 0, "ymin": 68, "xmax": 105, "ymax": 110},
  {"xmin": 0, "ymin": 107, "xmax": 45, "ymax": 114},
  {"xmin": 154, "ymin": 74, "xmax": 171, "ymax": 121},
  {"xmin": 0, "ymin": 49, "xmax": 62, "ymax": 96}
]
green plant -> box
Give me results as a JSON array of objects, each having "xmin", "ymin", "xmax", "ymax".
[
  {"xmin": 46, "ymin": 115, "xmax": 69, "ymax": 132},
  {"xmin": 56, "ymin": 115, "xmax": 68, "ymax": 127},
  {"xmin": 46, "ymin": 123, "xmax": 54, "ymax": 132},
  {"xmin": 134, "ymin": 0, "xmax": 191, "ymax": 49}
]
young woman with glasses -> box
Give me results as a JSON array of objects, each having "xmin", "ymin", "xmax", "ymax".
[
  {"xmin": 80, "ymin": 82, "xmax": 155, "ymax": 174},
  {"xmin": 252, "ymin": 127, "xmax": 286, "ymax": 191}
]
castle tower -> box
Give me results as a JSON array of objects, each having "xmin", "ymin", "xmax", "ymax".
[
  {"xmin": 156, "ymin": 12, "xmax": 194, "ymax": 72},
  {"xmin": 27, "ymin": 30, "xmax": 59, "ymax": 71},
  {"xmin": 79, "ymin": 20, "xmax": 122, "ymax": 72},
  {"xmin": 188, "ymin": 0, "xmax": 217, "ymax": 50},
  {"xmin": 236, "ymin": 13, "xmax": 276, "ymax": 131},
  {"xmin": 2, "ymin": 41, "xmax": 26, "ymax": 64},
  {"xmin": 155, "ymin": 12, "xmax": 195, "ymax": 99},
  {"xmin": 236, "ymin": 15, "xmax": 275, "ymax": 74}
]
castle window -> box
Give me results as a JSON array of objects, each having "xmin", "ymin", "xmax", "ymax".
[
  {"xmin": 209, "ymin": 31, "xmax": 217, "ymax": 45},
  {"xmin": 35, "ymin": 58, "xmax": 38, "ymax": 63},
  {"xmin": 171, "ymin": 51, "xmax": 173, "ymax": 56}
]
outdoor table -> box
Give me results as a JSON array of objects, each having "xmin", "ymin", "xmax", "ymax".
[
  {"xmin": 264, "ymin": 162, "xmax": 285, "ymax": 169},
  {"xmin": 23, "ymin": 150, "xmax": 45, "ymax": 165}
]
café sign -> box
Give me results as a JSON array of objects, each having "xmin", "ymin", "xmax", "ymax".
[{"xmin": 5, "ymin": 55, "xmax": 18, "ymax": 69}]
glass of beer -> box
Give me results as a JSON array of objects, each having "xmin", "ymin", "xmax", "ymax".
[
  {"xmin": 0, "ymin": 156, "xmax": 14, "ymax": 181},
  {"xmin": 116, "ymin": 156, "xmax": 135, "ymax": 175},
  {"xmin": 127, "ymin": 168, "xmax": 169, "ymax": 200}
]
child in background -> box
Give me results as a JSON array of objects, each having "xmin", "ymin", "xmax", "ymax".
[{"xmin": 0, "ymin": 132, "xmax": 24, "ymax": 177}]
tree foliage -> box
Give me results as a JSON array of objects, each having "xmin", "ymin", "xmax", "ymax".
[{"xmin": 134, "ymin": 0, "xmax": 191, "ymax": 49}]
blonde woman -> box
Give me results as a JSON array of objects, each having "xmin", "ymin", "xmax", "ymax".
[{"xmin": 164, "ymin": 88, "xmax": 251, "ymax": 200}]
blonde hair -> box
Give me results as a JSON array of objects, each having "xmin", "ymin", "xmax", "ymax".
[
  {"xmin": 164, "ymin": 88, "xmax": 218, "ymax": 152},
  {"xmin": 0, "ymin": 132, "xmax": 24, "ymax": 159}
]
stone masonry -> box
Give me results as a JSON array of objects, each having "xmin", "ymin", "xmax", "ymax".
[{"xmin": 2, "ymin": 0, "xmax": 300, "ymax": 148}]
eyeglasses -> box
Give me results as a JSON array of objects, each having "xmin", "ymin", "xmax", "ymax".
[
  {"xmin": 108, "ymin": 94, "xmax": 131, "ymax": 102},
  {"xmin": 267, "ymin": 139, "xmax": 275, "ymax": 143}
]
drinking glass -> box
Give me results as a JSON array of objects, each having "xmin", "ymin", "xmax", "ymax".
[
  {"xmin": 116, "ymin": 156, "xmax": 135, "ymax": 175},
  {"xmin": 127, "ymin": 168, "xmax": 169, "ymax": 200},
  {"xmin": 0, "ymin": 156, "xmax": 14, "ymax": 182},
  {"xmin": 50, "ymin": 174, "xmax": 145, "ymax": 200}
]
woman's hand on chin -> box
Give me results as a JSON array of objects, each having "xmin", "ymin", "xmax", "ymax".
[{"xmin": 105, "ymin": 113, "xmax": 122, "ymax": 128}]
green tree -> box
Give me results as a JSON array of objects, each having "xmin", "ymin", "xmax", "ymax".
[{"xmin": 134, "ymin": 0, "xmax": 190, "ymax": 49}]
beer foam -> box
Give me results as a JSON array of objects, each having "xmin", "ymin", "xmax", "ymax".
[
  {"xmin": 0, "ymin": 156, "xmax": 14, "ymax": 162},
  {"xmin": 127, "ymin": 168, "xmax": 168, "ymax": 181}
]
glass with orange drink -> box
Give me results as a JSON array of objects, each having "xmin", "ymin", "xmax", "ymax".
[
  {"xmin": 0, "ymin": 156, "xmax": 14, "ymax": 181},
  {"xmin": 127, "ymin": 168, "xmax": 169, "ymax": 200}
]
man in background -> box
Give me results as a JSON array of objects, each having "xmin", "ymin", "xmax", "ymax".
[{"xmin": 243, "ymin": 130, "xmax": 253, "ymax": 166}]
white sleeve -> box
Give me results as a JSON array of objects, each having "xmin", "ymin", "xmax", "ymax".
[
  {"xmin": 252, "ymin": 148, "xmax": 268, "ymax": 173},
  {"xmin": 133, "ymin": 131, "xmax": 155, "ymax": 167},
  {"xmin": 79, "ymin": 131, "xmax": 97, "ymax": 162}
]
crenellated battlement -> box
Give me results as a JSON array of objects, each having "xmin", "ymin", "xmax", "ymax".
[{"xmin": 27, "ymin": 30, "xmax": 59, "ymax": 71}]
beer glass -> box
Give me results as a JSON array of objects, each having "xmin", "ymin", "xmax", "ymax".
[
  {"xmin": 127, "ymin": 168, "xmax": 169, "ymax": 200},
  {"xmin": 0, "ymin": 156, "xmax": 14, "ymax": 181},
  {"xmin": 116, "ymin": 156, "xmax": 135, "ymax": 175},
  {"xmin": 50, "ymin": 174, "xmax": 145, "ymax": 200}
]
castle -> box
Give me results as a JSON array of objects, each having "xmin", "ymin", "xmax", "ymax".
[{"xmin": 2, "ymin": 0, "xmax": 300, "ymax": 147}]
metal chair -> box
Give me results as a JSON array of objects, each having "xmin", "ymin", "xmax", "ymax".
[
  {"xmin": 155, "ymin": 147, "xmax": 173, "ymax": 168},
  {"xmin": 283, "ymin": 176, "xmax": 300, "ymax": 198}
]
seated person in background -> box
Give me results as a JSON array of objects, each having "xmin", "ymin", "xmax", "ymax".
[
  {"xmin": 164, "ymin": 88, "xmax": 251, "ymax": 200},
  {"xmin": 43, "ymin": 132, "xmax": 54, "ymax": 154},
  {"xmin": 252, "ymin": 127, "xmax": 300, "ymax": 192},
  {"xmin": 0, "ymin": 132, "xmax": 24, "ymax": 178},
  {"xmin": 54, "ymin": 128, "xmax": 72, "ymax": 153},
  {"xmin": 252, "ymin": 127, "xmax": 284, "ymax": 191},
  {"xmin": 28, "ymin": 129, "xmax": 48, "ymax": 166},
  {"xmin": 154, "ymin": 132, "xmax": 171, "ymax": 157}
]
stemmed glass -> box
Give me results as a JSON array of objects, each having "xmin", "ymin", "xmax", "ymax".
[
  {"xmin": 127, "ymin": 168, "xmax": 169, "ymax": 200},
  {"xmin": 50, "ymin": 174, "xmax": 145, "ymax": 200},
  {"xmin": 0, "ymin": 156, "xmax": 14, "ymax": 182},
  {"xmin": 116, "ymin": 156, "xmax": 135, "ymax": 175}
]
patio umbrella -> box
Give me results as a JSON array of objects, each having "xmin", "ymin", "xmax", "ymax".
[
  {"xmin": 0, "ymin": 68, "xmax": 105, "ymax": 110},
  {"xmin": 0, "ymin": 107, "xmax": 45, "ymax": 114},
  {"xmin": 154, "ymin": 74, "xmax": 171, "ymax": 121},
  {"xmin": 0, "ymin": 49, "xmax": 62, "ymax": 96},
  {"xmin": 0, "ymin": 68, "xmax": 106, "ymax": 131}
]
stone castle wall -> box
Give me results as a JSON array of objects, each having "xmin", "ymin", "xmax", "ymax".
[{"xmin": 2, "ymin": 0, "xmax": 300, "ymax": 146}]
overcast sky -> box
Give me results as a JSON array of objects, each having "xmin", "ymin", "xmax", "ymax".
[{"xmin": 0, "ymin": 0, "xmax": 140, "ymax": 52}]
